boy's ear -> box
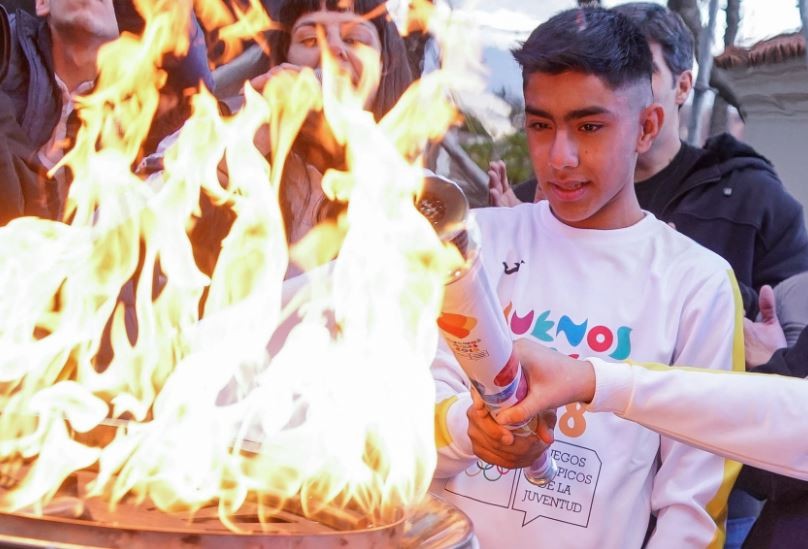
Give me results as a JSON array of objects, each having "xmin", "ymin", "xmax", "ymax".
[
  {"xmin": 675, "ymin": 70, "xmax": 694, "ymax": 107},
  {"xmin": 35, "ymin": 0, "xmax": 50, "ymax": 17},
  {"xmin": 637, "ymin": 103, "xmax": 664, "ymax": 154}
]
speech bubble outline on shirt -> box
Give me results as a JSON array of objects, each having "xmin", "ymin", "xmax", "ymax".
[{"xmin": 511, "ymin": 441, "xmax": 602, "ymax": 528}]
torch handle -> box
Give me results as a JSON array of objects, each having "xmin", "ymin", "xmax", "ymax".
[
  {"xmin": 509, "ymin": 416, "xmax": 558, "ymax": 487},
  {"xmin": 482, "ymin": 368, "xmax": 558, "ymax": 488},
  {"xmin": 523, "ymin": 451, "xmax": 558, "ymax": 487}
]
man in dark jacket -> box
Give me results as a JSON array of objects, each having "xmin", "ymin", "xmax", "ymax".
[
  {"xmin": 2, "ymin": 0, "xmax": 118, "ymax": 150},
  {"xmin": 1, "ymin": 1, "xmax": 215, "ymax": 220},
  {"xmin": 1, "ymin": 0, "xmax": 119, "ymax": 219},
  {"xmin": 0, "ymin": 4, "xmax": 44, "ymax": 223},
  {"xmin": 614, "ymin": 3, "xmax": 808, "ymax": 320}
]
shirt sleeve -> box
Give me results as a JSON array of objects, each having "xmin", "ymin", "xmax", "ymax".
[
  {"xmin": 431, "ymin": 339, "xmax": 477, "ymax": 479},
  {"xmin": 644, "ymin": 268, "xmax": 744, "ymax": 549},
  {"xmin": 587, "ymin": 359, "xmax": 808, "ymax": 483},
  {"xmin": 737, "ymin": 325, "xmax": 808, "ymax": 502}
]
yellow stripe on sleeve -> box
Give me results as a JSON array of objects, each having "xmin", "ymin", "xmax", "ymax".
[
  {"xmin": 706, "ymin": 269, "xmax": 745, "ymax": 549},
  {"xmin": 728, "ymin": 270, "xmax": 746, "ymax": 373},
  {"xmin": 435, "ymin": 396, "xmax": 459, "ymax": 449},
  {"xmin": 635, "ymin": 269, "xmax": 745, "ymax": 548}
]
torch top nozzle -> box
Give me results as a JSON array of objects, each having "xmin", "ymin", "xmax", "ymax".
[{"xmin": 416, "ymin": 175, "xmax": 470, "ymax": 256}]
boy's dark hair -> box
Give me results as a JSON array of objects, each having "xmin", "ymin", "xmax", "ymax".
[
  {"xmin": 613, "ymin": 2, "xmax": 694, "ymax": 80},
  {"xmin": 512, "ymin": 7, "xmax": 652, "ymax": 91}
]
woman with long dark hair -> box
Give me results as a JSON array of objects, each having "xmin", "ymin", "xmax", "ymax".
[
  {"xmin": 255, "ymin": 0, "xmax": 414, "ymax": 247},
  {"xmin": 190, "ymin": 0, "xmax": 413, "ymax": 277},
  {"xmin": 266, "ymin": 0, "xmax": 413, "ymax": 121}
]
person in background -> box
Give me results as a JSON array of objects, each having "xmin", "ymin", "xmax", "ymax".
[
  {"xmin": 0, "ymin": 4, "xmax": 41, "ymax": 224},
  {"xmin": 1, "ymin": 0, "xmax": 119, "ymax": 218},
  {"xmin": 199, "ymin": 0, "xmax": 413, "ymax": 277},
  {"xmin": 0, "ymin": 0, "xmax": 214, "ymax": 219},
  {"xmin": 431, "ymin": 7, "xmax": 741, "ymax": 548},
  {"xmin": 128, "ymin": 0, "xmax": 413, "ymax": 280},
  {"xmin": 613, "ymin": 3, "xmax": 808, "ymax": 320}
]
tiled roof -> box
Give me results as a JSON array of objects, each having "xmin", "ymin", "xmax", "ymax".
[{"xmin": 714, "ymin": 32, "xmax": 806, "ymax": 69}]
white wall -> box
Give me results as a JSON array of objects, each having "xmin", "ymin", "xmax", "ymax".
[{"xmin": 725, "ymin": 57, "xmax": 808, "ymax": 224}]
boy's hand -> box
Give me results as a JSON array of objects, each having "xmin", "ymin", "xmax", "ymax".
[{"xmin": 467, "ymin": 389, "xmax": 555, "ymax": 469}]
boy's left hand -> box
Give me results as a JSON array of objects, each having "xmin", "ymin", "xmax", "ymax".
[{"xmin": 467, "ymin": 389, "xmax": 555, "ymax": 469}]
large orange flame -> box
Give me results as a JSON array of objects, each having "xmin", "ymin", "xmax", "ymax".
[{"xmin": 0, "ymin": 0, "xmax": 486, "ymax": 530}]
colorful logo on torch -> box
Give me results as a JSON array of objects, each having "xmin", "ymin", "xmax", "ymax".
[
  {"xmin": 473, "ymin": 372, "xmax": 520, "ymax": 404},
  {"xmin": 470, "ymin": 350, "xmax": 525, "ymax": 405},
  {"xmin": 493, "ymin": 349, "xmax": 519, "ymax": 387},
  {"xmin": 437, "ymin": 313, "xmax": 478, "ymax": 339}
]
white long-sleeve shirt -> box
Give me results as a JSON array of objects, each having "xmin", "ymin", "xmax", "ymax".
[
  {"xmin": 431, "ymin": 202, "xmax": 743, "ymax": 549},
  {"xmin": 588, "ymin": 358, "xmax": 808, "ymax": 481}
]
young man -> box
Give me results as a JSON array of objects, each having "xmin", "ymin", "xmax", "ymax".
[
  {"xmin": 613, "ymin": 2, "xmax": 808, "ymax": 318},
  {"xmin": 431, "ymin": 8, "xmax": 742, "ymax": 548},
  {"xmin": 491, "ymin": 3, "xmax": 808, "ymax": 320}
]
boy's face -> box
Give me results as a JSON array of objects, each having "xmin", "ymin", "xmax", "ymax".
[{"xmin": 524, "ymin": 70, "xmax": 659, "ymax": 229}]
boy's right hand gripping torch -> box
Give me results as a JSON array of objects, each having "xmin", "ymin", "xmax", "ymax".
[{"xmin": 417, "ymin": 174, "xmax": 557, "ymax": 487}]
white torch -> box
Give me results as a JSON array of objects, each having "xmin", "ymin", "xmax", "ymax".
[{"xmin": 417, "ymin": 174, "xmax": 557, "ymax": 487}]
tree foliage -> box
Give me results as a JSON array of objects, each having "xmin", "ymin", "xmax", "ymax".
[
  {"xmin": 459, "ymin": 96, "xmax": 533, "ymax": 187},
  {"xmin": 800, "ymin": 0, "xmax": 808, "ymax": 71},
  {"xmin": 709, "ymin": 0, "xmax": 742, "ymax": 135},
  {"xmin": 669, "ymin": 0, "xmax": 745, "ymax": 141}
]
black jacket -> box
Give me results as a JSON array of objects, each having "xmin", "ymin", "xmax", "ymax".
[
  {"xmin": 644, "ymin": 134, "xmax": 808, "ymax": 317},
  {"xmin": 0, "ymin": 4, "xmax": 9, "ymax": 83},
  {"xmin": 0, "ymin": 7, "xmax": 59, "ymax": 221},
  {"xmin": 0, "ymin": 88, "xmax": 43, "ymax": 224},
  {"xmin": 1, "ymin": 8, "xmax": 62, "ymax": 150},
  {"xmin": 0, "ymin": 5, "xmax": 45, "ymax": 224},
  {"xmin": 737, "ymin": 326, "xmax": 808, "ymax": 548}
]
